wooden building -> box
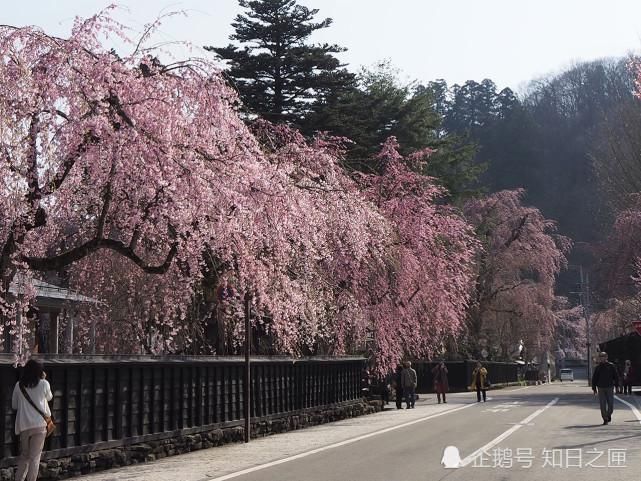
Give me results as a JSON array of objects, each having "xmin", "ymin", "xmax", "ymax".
[
  {"xmin": 5, "ymin": 277, "xmax": 96, "ymax": 354},
  {"xmin": 599, "ymin": 332, "xmax": 641, "ymax": 385}
]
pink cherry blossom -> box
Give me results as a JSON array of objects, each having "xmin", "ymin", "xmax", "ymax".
[
  {"xmin": 463, "ymin": 189, "xmax": 570, "ymax": 359},
  {"xmin": 0, "ymin": 11, "xmax": 480, "ymax": 372}
]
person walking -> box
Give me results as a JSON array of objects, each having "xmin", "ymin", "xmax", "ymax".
[
  {"xmin": 470, "ymin": 361, "xmax": 488, "ymax": 402},
  {"xmin": 614, "ymin": 359, "xmax": 623, "ymax": 394},
  {"xmin": 393, "ymin": 365, "xmax": 404, "ymax": 409},
  {"xmin": 12, "ymin": 359, "xmax": 53, "ymax": 481},
  {"xmin": 623, "ymin": 360, "xmax": 633, "ymax": 395},
  {"xmin": 432, "ymin": 362, "xmax": 449, "ymax": 404},
  {"xmin": 592, "ymin": 351, "xmax": 618, "ymax": 425},
  {"xmin": 401, "ymin": 361, "xmax": 417, "ymax": 409}
]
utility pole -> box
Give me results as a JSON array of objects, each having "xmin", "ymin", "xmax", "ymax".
[
  {"xmin": 243, "ymin": 294, "xmax": 251, "ymax": 443},
  {"xmin": 580, "ymin": 266, "xmax": 592, "ymax": 386}
]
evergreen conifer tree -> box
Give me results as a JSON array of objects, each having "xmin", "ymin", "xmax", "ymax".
[{"xmin": 207, "ymin": 0, "xmax": 354, "ymax": 124}]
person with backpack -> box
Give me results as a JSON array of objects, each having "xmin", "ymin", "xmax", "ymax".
[{"xmin": 12, "ymin": 359, "xmax": 53, "ymax": 481}]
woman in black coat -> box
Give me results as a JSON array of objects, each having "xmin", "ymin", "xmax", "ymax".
[{"xmin": 393, "ymin": 365, "xmax": 404, "ymax": 409}]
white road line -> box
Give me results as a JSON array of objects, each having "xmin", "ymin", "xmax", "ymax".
[
  {"xmin": 614, "ymin": 395, "xmax": 641, "ymax": 424},
  {"xmin": 459, "ymin": 397, "xmax": 559, "ymax": 467},
  {"xmin": 507, "ymin": 386, "xmax": 531, "ymax": 392},
  {"xmin": 207, "ymin": 403, "xmax": 477, "ymax": 481}
]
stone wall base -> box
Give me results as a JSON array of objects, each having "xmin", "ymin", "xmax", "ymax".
[{"xmin": 0, "ymin": 399, "xmax": 380, "ymax": 481}]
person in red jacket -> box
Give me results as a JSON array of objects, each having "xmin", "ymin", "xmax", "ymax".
[{"xmin": 432, "ymin": 362, "xmax": 449, "ymax": 404}]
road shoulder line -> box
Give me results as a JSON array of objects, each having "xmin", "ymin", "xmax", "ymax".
[
  {"xmin": 614, "ymin": 394, "xmax": 641, "ymax": 424},
  {"xmin": 207, "ymin": 402, "xmax": 476, "ymax": 481}
]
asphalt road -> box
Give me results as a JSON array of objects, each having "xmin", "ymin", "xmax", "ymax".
[
  {"xmin": 76, "ymin": 380, "xmax": 641, "ymax": 481},
  {"xmin": 210, "ymin": 381, "xmax": 641, "ymax": 481}
]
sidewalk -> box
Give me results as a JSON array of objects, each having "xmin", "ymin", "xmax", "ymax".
[{"xmin": 73, "ymin": 392, "xmax": 488, "ymax": 481}]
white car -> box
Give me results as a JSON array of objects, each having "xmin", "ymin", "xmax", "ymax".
[{"xmin": 560, "ymin": 368, "xmax": 574, "ymax": 382}]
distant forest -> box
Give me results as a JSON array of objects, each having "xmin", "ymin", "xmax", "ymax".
[
  {"xmin": 436, "ymin": 60, "xmax": 635, "ymax": 242},
  {"xmin": 426, "ymin": 59, "xmax": 639, "ymax": 298}
]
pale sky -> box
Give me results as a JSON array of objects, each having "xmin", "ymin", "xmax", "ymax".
[{"xmin": 5, "ymin": 0, "xmax": 641, "ymax": 92}]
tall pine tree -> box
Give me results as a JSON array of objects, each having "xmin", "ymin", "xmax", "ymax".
[
  {"xmin": 206, "ymin": 0, "xmax": 354, "ymax": 124},
  {"xmin": 303, "ymin": 63, "xmax": 483, "ymax": 199}
]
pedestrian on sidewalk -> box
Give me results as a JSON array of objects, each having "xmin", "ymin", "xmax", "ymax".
[
  {"xmin": 393, "ymin": 365, "xmax": 404, "ymax": 409},
  {"xmin": 592, "ymin": 351, "xmax": 618, "ymax": 425},
  {"xmin": 12, "ymin": 359, "xmax": 53, "ymax": 481},
  {"xmin": 614, "ymin": 359, "xmax": 623, "ymax": 394},
  {"xmin": 470, "ymin": 361, "xmax": 488, "ymax": 402},
  {"xmin": 432, "ymin": 361, "xmax": 449, "ymax": 404},
  {"xmin": 623, "ymin": 360, "xmax": 633, "ymax": 395},
  {"xmin": 401, "ymin": 361, "xmax": 417, "ymax": 409}
]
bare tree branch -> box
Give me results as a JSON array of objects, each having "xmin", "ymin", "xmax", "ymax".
[
  {"xmin": 504, "ymin": 214, "xmax": 528, "ymax": 248},
  {"xmin": 23, "ymin": 238, "xmax": 178, "ymax": 274}
]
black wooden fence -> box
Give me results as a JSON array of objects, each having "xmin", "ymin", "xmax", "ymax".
[
  {"xmin": 0, "ymin": 355, "xmax": 365, "ymax": 459},
  {"xmin": 413, "ymin": 360, "xmax": 519, "ymax": 392}
]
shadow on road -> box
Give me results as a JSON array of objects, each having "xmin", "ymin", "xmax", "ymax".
[{"xmin": 556, "ymin": 433, "xmax": 641, "ymax": 449}]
